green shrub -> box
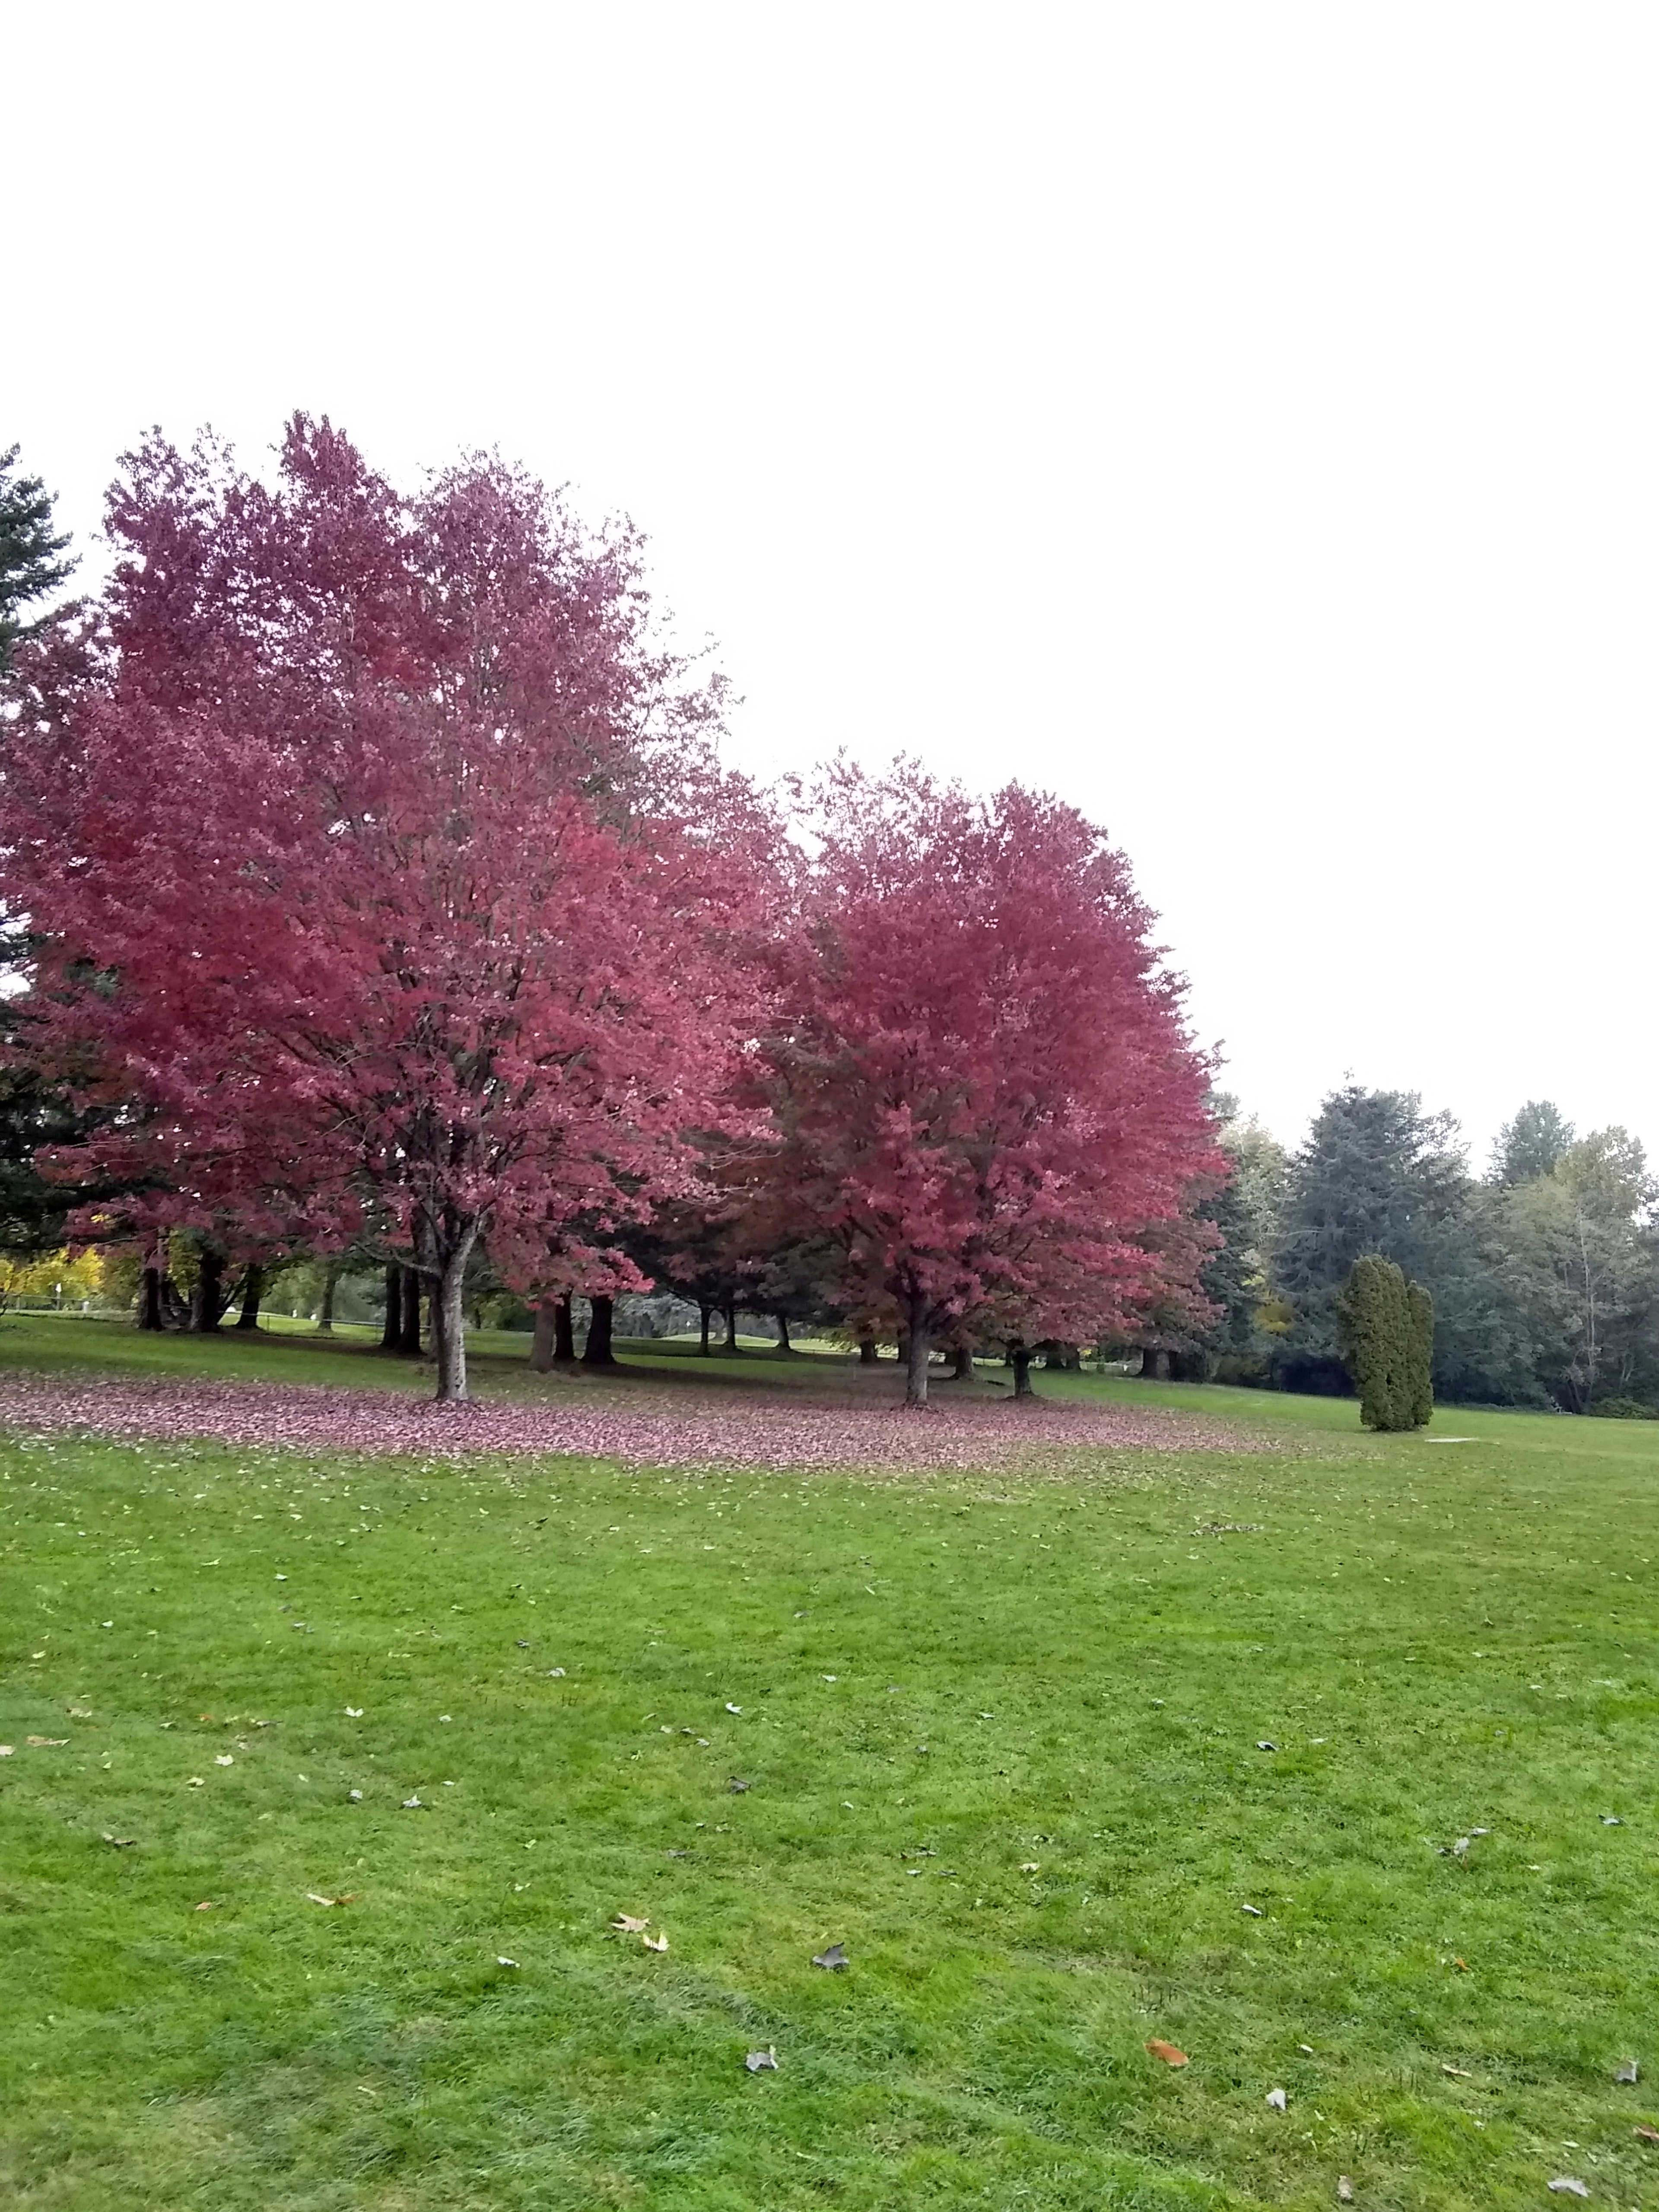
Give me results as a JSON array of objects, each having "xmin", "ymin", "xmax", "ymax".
[
  {"xmin": 1335, "ymin": 1254, "xmax": 1434, "ymax": 1431},
  {"xmin": 1586, "ymin": 1395, "xmax": 1659, "ymax": 1420}
]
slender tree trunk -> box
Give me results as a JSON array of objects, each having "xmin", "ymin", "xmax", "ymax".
[
  {"xmin": 529, "ymin": 1301, "xmax": 559, "ymax": 1373},
  {"xmin": 137, "ymin": 1262, "xmax": 167, "ymax": 1332},
  {"xmin": 699, "ymin": 1302, "xmax": 713, "ymax": 1356},
  {"xmin": 397, "ymin": 1265, "xmax": 423, "ymax": 1354},
  {"xmin": 554, "ymin": 1295, "xmax": 575, "ymax": 1363},
  {"xmin": 190, "ymin": 1246, "xmax": 226, "ymax": 1333},
  {"xmin": 903, "ymin": 1294, "xmax": 931, "ymax": 1408},
  {"xmin": 722, "ymin": 1299, "xmax": 738, "ymax": 1353},
  {"xmin": 950, "ymin": 1344, "xmax": 973, "ymax": 1380},
  {"xmin": 314, "ymin": 1259, "xmax": 341, "ymax": 1335},
  {"xmin": 433, "ymin": 1250, "xmax": 472, "ymax": 1402},
  {"xmin": 858, "ymin": 1334, "xmax": 877, "ymax": 1366},
  {"xmin": 775, "ymin": 1313, "xmax": 792, "ymax": 1354},
  {"xmin": 380, "ymin": 1264, "xmax": 402, "ymax": 1351},
  {"xmin": 1010, "ymin": 1343, "xmax": 1034, "ymax": 1398},
  {"xmin": 235, "ymin": 1265, "xmax": 265, "ymax": 1331},
  {"xmin": 583, "ymin": 1293, "xmax": 616, "ymax": 1368}
]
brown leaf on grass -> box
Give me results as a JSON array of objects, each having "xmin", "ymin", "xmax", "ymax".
[
  {"xmin": 1266, "ymin": 2088, "xmax": 1287, "ymax": 2110},
  {"xmin": 812, "ymin": 1942, "xmax": 849, "ymax": 1970},
  {"xmin": 102, "ymin": 1834, "xmax": 137, "ymax": 1847},
  {"xmin": 1145, "ymin": 2040, "xmax": 1189, "ymax": 2067},
  {"xmin": 610, "ymin": 1915, "xmax": 650, "ymax": 1933},
  {"xmin": 1547, "ymin": 2181, "xmax": 1590, "ymax": 2199},
  {"xmin": 26, "ymin": 1736, "xmax": 67, "ymax": 1747},
  {"xmin": 1441, "ymin": 2064, "xmax": 1472, "ymax": 2079},
  {"xmin": 745, "ymin": 2046, "xmax": 778, "ymax": 2072},
  {"xmin": 194, "ymin": 1901, "xmax": 215, "ymax": 1911},
  {"xmin": 1337, "ymin": 2181, "xmax": 1353, "ymax": 2203},
  {"xmin": 728, "ymin": 1778, "xmax": 750, "ymax": 1793},
  {"xmin": 642, "ymin": 1932, "xmax": 669, "ymax": 1952},
  {"xmin": 0, "ymin": 1746, "xmax": 12, "ymax": 1758},
  {"xmin": 1636, "ymin": 2125, "xmax": 1659, "ymax": 2144},
  {"xmin": 305, "ymin": 1891, "xmax": 358, "ymax": 1906}
]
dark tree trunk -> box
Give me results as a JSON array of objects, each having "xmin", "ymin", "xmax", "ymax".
[
  {"xmin": 903, "ymin": 1293, "xmax": 931, "ymax": 1408},
  {"xmin": 137, "ymin": 1263, "xmax": 167, "ymax": 1332},
  {"xmin": 950, "ymin": 1344, "xmax": 974, "ymax": 1380},
  {"xmin": 1010, "ymin": 1343, "xmax": 1035, "ymax": 1398},
  {"xmin": 554, "ymin": 1294, "xmax": 575, "ymax": 1363},
  {"xmin": 235, "ymin": 1265, "xmax": 265, "ymax": 1332},
  {"xmin": 699, "ymin": 1302, "xmax": 713, "ymax": 1356},
  {"xmin": 896, "ymin": 1330, "xmax": 909, "ymax": 1371},
  {"xmin": 315, "ymin": 1260, "xmax": 341, "ymax": 1335},
  {"xmin": 583, "ymin": 1293, "xmax": 616, "ymax": 1368},
  {"xmin": 397, "ymin": 1266, "xmax": 423, "ymax": 1354},
  {"xmin": 433, "ymin": 1252, "xmax": 472, "ymax": 1401},
  {"xmin": 722, "ymin": 1299, "xmax": 738, "ymax": 1353},
  {"xmin": 190, "ymin": 1246, "xmax": 226, "ymax": 1333},
  {"xmin": 529, "ymin": 1301, "xmax": 559, "ymax": 1373},
  {"xmin": 380, "ymin": 1263, "xmax": 402, "ymax": 1351},
  {"xmin": 1141, "ymin": 1347, "xmax": 1171, "ymax": 1382},
  {"xmin": 858, "ymin": 1334, "xmax": 878, "ymax": 1367},
  {"xmin": 775, "ymin": 1313, "xmax": 792, "ymax": 1354}
]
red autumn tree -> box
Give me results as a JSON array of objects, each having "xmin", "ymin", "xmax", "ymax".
[
  {"xmin": 3, "ymin": 417, "xmax": 764, "ymax": 1399},
  {"xmin": 754, "ymin": 762, "xmax": 1221, "ymax": 1405}
]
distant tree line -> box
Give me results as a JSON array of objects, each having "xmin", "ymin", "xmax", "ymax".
[{"xmin": 1188, "ymin": 1088, "xmax": 1659, "ymax": 1414}]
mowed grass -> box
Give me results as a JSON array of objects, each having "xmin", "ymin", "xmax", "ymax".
[{"xmin": 1, "ymin": 1321, "xmax": 1657, "ymax": 2209}]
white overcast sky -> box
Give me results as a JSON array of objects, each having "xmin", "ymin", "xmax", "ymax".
[{"xmin": 10, "ymin": 3, "xmax": 1657, "ymax": 1168}]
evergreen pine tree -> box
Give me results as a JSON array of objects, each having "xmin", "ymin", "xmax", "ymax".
[
  {"xmin": 1335, "ymin": 1254, "xmax": 1433, "ymax": 1430},
  {"xmin": 0, "ymin": 446, "xmax": 75, "ymax": 671}
]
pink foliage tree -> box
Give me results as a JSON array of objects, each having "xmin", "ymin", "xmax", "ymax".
[
  {"xmin": 756, "ymin": 763, "xmax": 1222, "ymax": 1405},
  {"xmin": 4, "ymin": 419, "xmax": 763, "ymax": 1398}
]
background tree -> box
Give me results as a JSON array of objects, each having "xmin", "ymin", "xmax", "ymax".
[
  {"xmin": 1335, "ymin": 1254, "xmax": 1434, "ymax": 1430},
  {"xmin": 1492, "ymin": 1100, "xmax": 1576, "ymax": 1186},
  {"xmin": 0, "ymin": 445, "xmax": 75, "ymax": 671},
  {"xmin": 755, "ymin": 763, "xmax": 1219, "ymax": 1407}
]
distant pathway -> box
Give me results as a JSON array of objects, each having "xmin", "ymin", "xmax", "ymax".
[{"xmin": 0, "ymin": 1370, "xmax": 1270, "ymax": 1472}]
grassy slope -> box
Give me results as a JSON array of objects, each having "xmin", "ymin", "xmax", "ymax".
[{"xmin": 0, "ymin": 1318, "xmax": 1656, "ymax": 2210}]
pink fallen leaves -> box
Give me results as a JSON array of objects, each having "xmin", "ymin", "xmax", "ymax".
[{"xmin": 0, "ymin": 1372, "xmax": 1263, "ymax": 1472}]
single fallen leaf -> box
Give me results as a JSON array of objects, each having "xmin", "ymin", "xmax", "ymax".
[
  {"xmin": 1337, "ymin": 2180, "xmax": 1353, "ymax": 2203},
  {"xmin": 194, "ymin": 1901, "xmax": 215, "ymax": 1911},
  {"xmin": 214, "ymin": 1754, "xmax": 234, "ymax": 1767},
  {"xmin": 400, "ymin": 1796, "xmax": 425, "ymax": 1809},
  {"xmin": 1452, "ymin": 1957, "xmax": 1470, "ymax": 1971},
  {"xmin": 1442, "ymin": 2064, "xmax": 1471, "ymax": 2078},
  {"xmin": 812, "ymin": 1942, "xmax": 849, "ymax": 1970},
  {"xmin": 496, "ymin": 1956, "xmax": 518, "ymax": 1968},
  {"xmin": 344, "ymin": 1707, "xmax": 363, "ymax": 1718},
  {"xmin": 348, "ymin": 1789, "xmax": 363, "ymax": 1802},
  {"xmin": 305, "ymin": 1891, "xmax": 357, "ymax": 1907},
  {"xmin": 515, "ymin": 1640, "xmax": 530, "ymax": 1648},
  {"xmin": 1146, "ymin": 2040, "xmax": 1189, "ymax": 2067},
  {"xmin": 611, "ymin": 1915, "xmax": 651, "ymax": 1933},
  {"xmin": 546, "ymin": 1667, "xmax": 565, "ymax": 1678},
  {"xmin": 0, "ymin": 1747, "xmax": 13, "ymax": 1758},
  {"xmin": 1636, "ymin": 2124, "xmax": 1659, "ymax": 2142},
  {"xmin": 643, "ymin": 1932, "xmax": 669, "ymax": 1952},
  {"xmin": 729, "ymin": 1777, "xmax": 750, "ymax": 1793},
  {"xmin": 725, "ymin": 1703, "xmax": 742, "ymax": 1715},
  {"xmin": 1615, "ymin": 2059, "xmax": 1639, "ymax": 2084},
  {"xmin": 1242, "ymin": 1903, "xmax": 1265, "ymax": 1916},
  {"xmin": 186, "ymin": 1776, "xmax": 204, "ymax": 1787},
  {"xmin": 745, "ymin": 2046, "xmax": 778, "ymax": 2072},
  {"xmin": 1020, "ymin": 1861, "xmax": 1040, "ymax": 1872},
  {"xmin": 102, "ymin": 1834, "xmax": 137, "ymax": 1847},
  {"xmin": 1256, "ymin": 1741, "xmax": 1278, "ymax": 1752},
  {"xmin": 1266, "ymin": 2087, "xmax": 1287, "ymax": 2110},
  {"xmin": 1602, "ymin": 1815, "xmax": 1623, "ymax": 1826},
  {"xmin": 1548, "ymin": 2181, "xmax": 1590, "ymax": 2199},
  {"xmin": 26, "ymin": 1736, "xmax": 68, "ymax": 1747}
]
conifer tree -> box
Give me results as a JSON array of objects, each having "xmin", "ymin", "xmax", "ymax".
[{"xmin": 1336, "ymin": 1253, "xmax": 1433, "ymax": 1430}]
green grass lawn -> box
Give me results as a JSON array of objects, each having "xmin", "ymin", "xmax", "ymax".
[{"xmin": 1, "ymin": 1318, "xmax": 1656, "ymax": 2209}]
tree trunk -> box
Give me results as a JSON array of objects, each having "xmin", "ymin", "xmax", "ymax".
[
  {"xmin": 315, "ymin": 1260, "xmax": 341, "ymax": 1335},
  {"xmin": 722, "ymin": 1299, "xmax": 737, "ymax": 1353},
  {"xmin": 554, "ymin": 1294, "xmax": 575, "ymax": 1363},
  {"xmin": 950, "ymin": 1344, "xmax": 973, "ymax": 1380},
  {"xmin": 858, "ymin": 1334, "xmax": 877, "ymax": 1366},
  {"xmin": 903, "ymin": 1294, "xmax": 931, "ymax": 1408},
  {"xmin": 137, "ymin": 1262, "xmax": 167, "ymax": 1332},
  {"xmin": 397, "ymin": 1265, "xmax": 423, "ymax": 1354},
  {"xmin": 235, "ymin": 1265, "xmax": 265, "ymax": 1332},
  {"xmin": 433, "ymin": 1249, "xmax": 472, "ymax": 1402},
  {"xmin": 529, "ymin": 1301, "xmax": 559, "ymax": 1373},
  {"xmin": 699, "ymin": 1302, "xmax": 713, "ymax": 1356},
  {"xmin": 775, "ymin": 1313, "xmax": 792, "ymax": 1354},
  {"xmin": 1010, "ymin": 1343, "xmax": 1034, "ymax": 1398},
  {"xmin": 583, "ymin": 1293, "xmax": 616, "ymax": 1368},
  {"xmin": 190, "ymin": 1246, "xmax": 226, "ymax": 1333},
  {"xmin": 380, "ymin": 1263, "xmax": 402, "ymax": 1351},
  {"xmin": 1141, "ymin": 1346, "xmax": 1170, "ymax": 1382}
]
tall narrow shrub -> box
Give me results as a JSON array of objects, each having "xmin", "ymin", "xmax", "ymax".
[{"xmin": 1335, "ymin": 1254, "xmax": 1433, "ymax": 1430}]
